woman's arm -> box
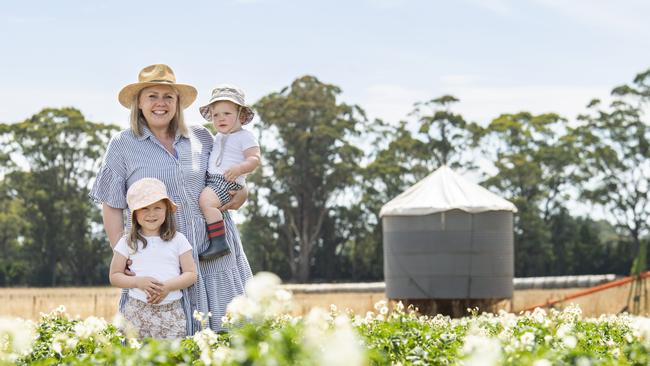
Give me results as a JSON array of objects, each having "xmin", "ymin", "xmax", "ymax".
[{"xmin": 102, "ymin": 203, "xmax": 124, "ymax": 248}]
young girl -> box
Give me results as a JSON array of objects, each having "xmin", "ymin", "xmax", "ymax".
[
  {"xmin": 109, "ymin": 177, "xmax": 197, "ymax": 339},
  {"xmin": 197, "ymin": 84, "xmax": 261, "ymax": 260}
]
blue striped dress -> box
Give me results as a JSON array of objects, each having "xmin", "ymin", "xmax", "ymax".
[{"xmin": 89, "ymin": 124, "xmax": 252, "ymax": 333}]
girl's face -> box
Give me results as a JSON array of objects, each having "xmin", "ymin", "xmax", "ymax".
[
  {"xmin": 134, "ymin": 200, "xmax": 167, "ymax": 236},
  {"xmin": 210, "ymin": 101, "xmax": 242, "ymax": 134},
  {"xmin": 138, "ymin": 85, "xmax": 178, "ymax": 132}
]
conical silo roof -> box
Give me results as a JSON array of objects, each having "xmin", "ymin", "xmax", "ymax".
[{"xmin": 379, "ymin": 165, "xmax": 517, "ymax": 217}]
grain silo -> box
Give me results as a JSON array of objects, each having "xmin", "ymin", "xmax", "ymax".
[{"xmin": 379, "ymin": 165, "xmax": 517, "ymax": 316}]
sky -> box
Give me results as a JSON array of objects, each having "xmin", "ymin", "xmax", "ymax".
[{"xmin": 2, "ymin": 0, "xmax": 650, "ymax": 130}]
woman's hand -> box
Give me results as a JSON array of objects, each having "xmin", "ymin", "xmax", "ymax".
[
  {"xmin": 125, "ymin": 259, "xmax": 135, "ymax": 276},
  {"xmin": 221, "ymin": 187, "xmax": 248, "ymax": 210}
]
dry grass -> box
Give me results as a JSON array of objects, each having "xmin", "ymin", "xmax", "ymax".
[{"xmin": 1, "ymin": 279, "xmax": 649, "ymax": 320}]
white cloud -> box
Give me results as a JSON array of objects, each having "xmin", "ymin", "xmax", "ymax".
[
  {"xmin": 447, "ymin": 84, "xmax": 611, "ymax": 124},
  {"xmin": 359, "ymin": 84, "xmax": 429, "ymax": 123},
  {"xmin": 440, "ymin": 74, "xmax": 482, "ymax": 86},
  {"xmin": 533, "ymin": 0, "xmax": 650, "ymax": 34},
  {"xmin": 359, "ymin": 82, "xmax": 611, "ymax": 126},
  {"xmin": 465, "ymin": 0, "xmax": 515, "ymax": 16}
]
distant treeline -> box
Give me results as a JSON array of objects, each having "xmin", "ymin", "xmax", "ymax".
[{"xmin": 1, "ymin": 70, "xmax": 649, "ymax": 286}]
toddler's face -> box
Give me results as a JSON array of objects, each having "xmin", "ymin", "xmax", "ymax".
[
  {"xmin": 210, "ymin": 101, "xmax": 242, "ymax": 134},
  {"xmin": 135, "ymin": 199, "xmax": 167, "ymax": 236}
]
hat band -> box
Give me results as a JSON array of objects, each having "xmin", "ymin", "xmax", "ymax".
[{"xmin": 147, "ymin": 79, "xmax": 174, "ymax": 83}]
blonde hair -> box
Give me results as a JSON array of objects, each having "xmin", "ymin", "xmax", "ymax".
[
  {"xmin": 127, "ymin": 199, "xmax": 177, "ymax": 252},
  {"xmin": 129, "ymin": 87, "xmax": 189, "ymax": 137}
]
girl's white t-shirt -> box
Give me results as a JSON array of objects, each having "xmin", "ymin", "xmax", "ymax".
[
  {"xmin": 207, "ymin": 129, "xmax": 259, "ymax": 185},
  {"xmin": 113, "ymin": 232, "xmax": 193, "ymax": 304}
]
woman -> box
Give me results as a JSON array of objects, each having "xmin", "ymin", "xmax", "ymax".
[{"xmin": 90, "ymin": 64, "xmax": 252, "ymax": 333}]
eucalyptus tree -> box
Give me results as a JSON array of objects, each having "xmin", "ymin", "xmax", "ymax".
[
  {"xmin": 253, "ymin": 76, "xmax": 366, "ymax": 282},
  {"xmin": 476, "ymin": 112, "xmax": 583, "ymax": 276},
  {"xmin": 409, "ymin": 95, "xmax": 479, "ymax": 169},
  {"xmin": 1, "ymin": 108, "xmax": 117, "ymax": 285},
  {"xmin": 574, "ymin": 69, "xmax": 650, "ymax": 271}
]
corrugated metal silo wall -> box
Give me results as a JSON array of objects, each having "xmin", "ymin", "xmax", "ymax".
[{"xmin": 382, "ymin": 209, "xmax": 513, "ymax": 299}]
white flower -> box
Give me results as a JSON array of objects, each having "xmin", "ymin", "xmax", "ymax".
[
  {"xmin": 531, "ymin": 308, "xmax": 547, "ymax": 324},
  {"xmin": 226, "ymin": 295, "xmax": 261, "ymax": 322},
  {"xmin": 74, "ymin": 316, "xmax": 108, "ymax": 339},
  {"xmin": 51, "ymin": 339, "xmax": 63, "ymax": 355},
  {"xmin": 213, "ymin": 346, "xmax": 231, "ymax": 362},
  {"xmin": 245, "ymin": 272, "xmax": 281, "ymax": 302},
  {"xmin": 128, "ymin": 338, "xmax": 142, "ymax": 349},
  {"xmin": 576, "ymin": 356, "xmax": 591, "ymax": 366},
  {"xmin": 0, "ymin": 317, "xmax": 36, "ymax": 357},
  {"xmin": 373, "ymin": 300, "xmax": 388, "ymax": 313},
  {"xmin": 533, "ymin": 359, "xmax": 552, "ymax": 366},
  {"xmin": 275, "ymin": 289, "xmax": 292, "ymax": 302},
  {"xmin": 562, "ymin": 335, "xmax": 577, "ymax": 349},
  {"xmin": 462, "ymin": 334, "xmax": 501, "ymax": 366},
  {"xmin": 520, "ymin": 332, "xmax": 535, "ymax": 346},
  {"xmin": 395, "ymin": 301, "xmax": 405, "ymax": 313},
  {"xmin": 556, "ymin": 324, "xmax": 572, "ymax": 339},
  {"xmin": 316, "ymin": 315, "xmax": 365, "ymax": 366},
  {"xmin": 259, "ymin": 341, "xmax": 269, "ymax": 355}
]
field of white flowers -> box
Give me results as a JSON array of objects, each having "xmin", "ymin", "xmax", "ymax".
[{"xmin": 2, "ymin": 272, "xmax": 650, "ymax": 365}]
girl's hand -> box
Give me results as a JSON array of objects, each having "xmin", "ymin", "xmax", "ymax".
[
  {"xmin": 135, "ymin": 276, "xmax": 162, "ymax": 297},
  {"xmin": 223, "ymin": 166, "xmax": 240, "ymax": 182},
  {"xmin": 147, "ymin": 284, "xmax": 171, "ymax": 304}
]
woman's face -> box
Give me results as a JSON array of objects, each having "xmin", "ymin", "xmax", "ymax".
[{"xmin": 138, "ymin": 85, "xmax": 178, "ymax": 131}]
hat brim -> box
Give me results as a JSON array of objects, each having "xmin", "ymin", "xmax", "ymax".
[
  {"xmin": 199, "ymin": 97, "xmax": 255, "ymax": 125},
  {"xmin": 118, "ymin": 82, "xmax": 198, "ymax": 109},
  {"xmin": 129, "ymin": 197, "xmax": 178, "ymax": 225}
]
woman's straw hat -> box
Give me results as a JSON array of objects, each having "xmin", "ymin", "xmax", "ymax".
[{"xmin": 118, "ymin": 64, "xmax": 197, "ymax": 109}]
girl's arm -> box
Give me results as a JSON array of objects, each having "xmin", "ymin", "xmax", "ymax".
[
  {"xmin": 103, "ymin": 203, "xmax": 135, "ymax": 275},
  {"xmin": 103, "ymin": 204, "xmax": 124, "ymax": 248},
  {"xmin": 149, "ymin": 251, "xmax": 197, "ymax": 304},
  {"xmin": 222, "ymin": 146, "xmax": 261, "ymax": 181},
  {"xmin": 109, "ymin": 251, "xmax": 162, "ymax": 295}
]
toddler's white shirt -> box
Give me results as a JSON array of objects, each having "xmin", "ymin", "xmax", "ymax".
[
  {"xmin": 207, "ymin": 129, "xmax": 259, "ymax": 185},
  {"xmin": 113, "ymin": 232, "xmax": 192, "ymax": 304}
]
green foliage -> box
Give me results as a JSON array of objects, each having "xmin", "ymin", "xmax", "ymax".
[
  {"xmin": 476, "ymin": 112, "xmax": 585, "ymax": 276},
  {"xmin": 0, "ymin": 108, "xmax": 118, "ymax": 285},
  {"xmin": 250, "ymin": 75, "xmax": 367, "ymax": 282},
  {"xmin": 574, "ymin": 69, "xmax": 650, "ymax": 269},
  {"xmin": 410, "ymin": 94, "xmax": 480, "ymax": 169},
  {"xmin": 10, "ymin": 300, "xmax": 650, "ymax": 366}
]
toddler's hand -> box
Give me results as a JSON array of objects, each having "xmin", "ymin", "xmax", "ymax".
[
  {"xmin": 148, "ymin": 284, "xmax": 172, "ymax": 304},
  {"xmin": 135, "ymin": 276, "xmax": 163, "ymax": 298},
  {"xmin": 223, "ymin": 166, "xmax": 240, "ymax": 182}
]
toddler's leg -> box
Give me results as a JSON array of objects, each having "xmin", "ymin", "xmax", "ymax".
[
  {"xmin": 199, "ymin": 187, "xmax": 224, "ymax": 223},
  {"xmin": 198, "ymin": 187, "xmax": 231, "ymax": 260}
]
